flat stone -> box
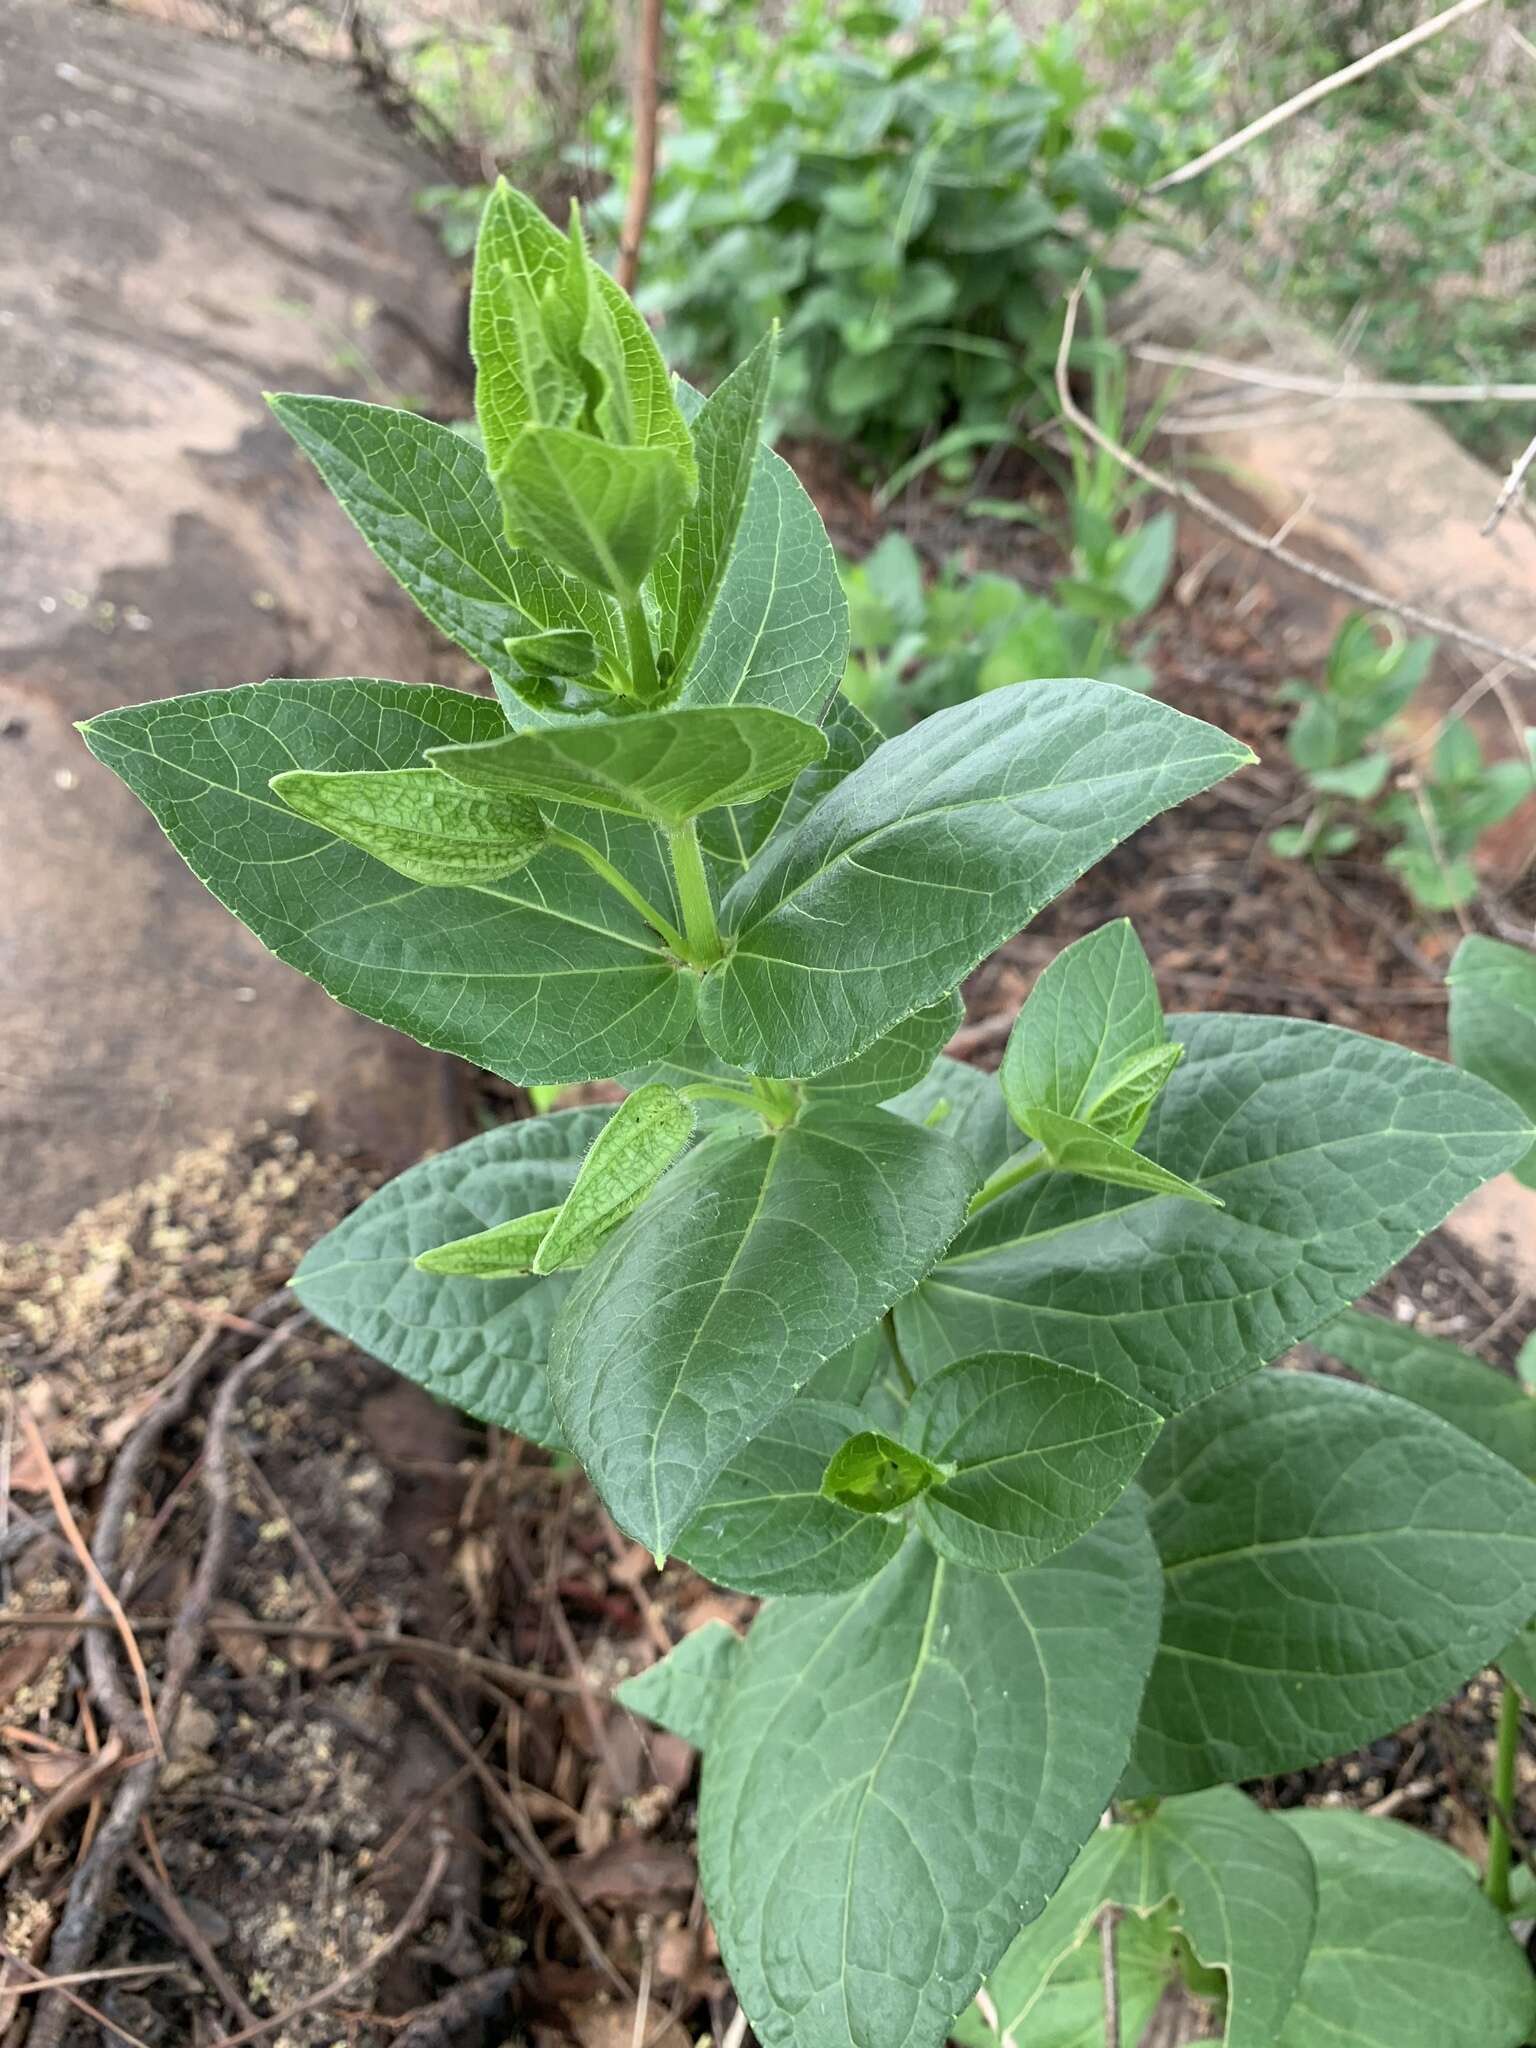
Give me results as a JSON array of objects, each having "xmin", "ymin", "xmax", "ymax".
[{"xmin": 2, "ymin": 0, "xmax": 480, "ymax": 1235}]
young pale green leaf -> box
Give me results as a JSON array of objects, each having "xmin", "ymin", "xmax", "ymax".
[
  {"xmin": 471, "ymin": 179, "xmax": 572, "ymax": 468},
  {"xmin": 1313, "ymin": 1306, "xmax": 1536, "ymax": 1480},
  {"xmin": 494, "ymin": 428, "xmax": 694, "ymax": 605},
  {"xmin": 1027, "ymin": 1105, "xmax": 1222, "ymax": 1207},
  {"xmin": 699, "ymin": 1494, "xmax": 1163, "ymax": 2048},
  {"xmin": 616, "ymin": 1621, "xmax": 743, "ymax": 1752},
  {"xmin": 269, "ymin": 767, "xmax": 546, "ymax": 887},
  {"xmin": 906, "ymin": 1352, "xmax": 1162, "ymax": 1573},
  {"xmin": 1083, "ymin": 1042, "xmax": 1184, "ymax": 1145},
  {"xmin": 533, "ymin": 1082, "xmax": 694, "ymax": 1273},
  {"xmin": 292, "ymin": 1108, "xmax": 615, "ymax": 1445},
  {"xmin": 999, "ymin": 918, "xmax": 1167, "ymax": 1133},
  {"xmin": 676, "ymin": 1398, "xmax": 905, "ymax": 1597},
  {"xmin": 900, "ymin": 1015, "xmax": 1534, "ymax": 1417},
  {"xmin": 1273, "ymin": 1810, "xmax": 1536, "ymax": 2048},
  {"xmin": 268, "ymin": 395, "xmax": 620, "ymax": 677},
  {"xmin": 415, "ymin": 1205, "xmax": 562, "ymax": 1277},
  {"xmin": 651, "ymin": 332, "xmax": 777, "ymax": 683},
  {"xmin": 1125, "ymin": 1371, "xmax": 1536, "ymax": 1794},
  {"xmin": 1448, "ymin": 932, "xmax": 1536, "ymax": 1187},
  {"xmin": 547, "ymin": 1103, "xmax": 975, "ymax": 1556},
  {"xmin": 1141, "ymin": 1789, "xmax": 1316, "ymax": 2048},
  {"xmin": 429, "ymin": 705, "xmax": 827, "ymax": 828},
  {"xmin": 79, "ymin": 682, "xmax": 697, "ymax": 1084},
  {"xmin": 956, "ymin": 1830, "xmax": 1175, "ymax": 2048},
  {"xmin": 506, "ymin": 627, "xmax": 601, "ymax": 679},
  {"xmin": 821, "ymin": 1429, "xmax": 942, "ymax": 1513},
  {"xmin": 698, "ymin": 681, "xmax": 1252, "ymax": 1077}
]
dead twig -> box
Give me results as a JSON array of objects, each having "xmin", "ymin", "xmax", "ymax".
[
  {"xmin": 129, "ymin": 1825, "xmax": 261, "ymax": 2030},
  {"xmin": 27, "ymin": 1315, "xmax": 305, "ymax": 2048},
  {"xmin": 1484, "ymin": 428, "xmax": 1536, "ymax": 537},
  {"xmin": 14, "ymin": 1407, "xmax": 163, "ymax": 1760},
  {"xmin": 1098, "ymin": 1904, "xmax": 1121, "ymax": 2048},
  {"xmin": 615, "ymin": 0, "xmax": 664, "ymax": 292},
  {"xmin": 1, "ymin": 1947, "xmax": 159, "ymax": 2048},
  {"xmin": 1053, "ymin": 275, "xmax": 1536, "ymax": 682},
  {"xmin": 0, "ymin": 1735, "xmax": 129, "ymax": 1885},
  {"xmin": 1148, "ymin": 0, "xmax": 1495, "ymax": 192},
  {"xmin": 1136, "ymin": 343, "xmax": 1536, "ymax": 409},
  {"xmin": 234, "ymin": 1442, "xmax": 366, "ymax": 1651}
]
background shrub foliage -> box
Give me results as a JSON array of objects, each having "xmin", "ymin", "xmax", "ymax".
[{"xmin": 81, "ymin": 181, "xmax": 1536, "ymax": 2048}]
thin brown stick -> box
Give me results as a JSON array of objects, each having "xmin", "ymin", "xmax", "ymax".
[
  {"xmin": 129, "ymin": 1829, "xmax": 261, "ymax": 2030},
  {"xmin": 1054, "ymin": 276, "xmax": 1536, "ymax": 680},
  {"xmin": 1, "ymin": 1947, "xmax": 158, "ymax": 2047},
  {"xmin": 615, "ymin": 0, "xmax": 664, "ymax": 292},
  {"xmin": 1133, "ymin": 342, "xmax": 1536, "ymax": 408},
  {"xmin": 235, "ymin": 1444, "xmax": 366, "ymax": 1651},
  {"xmin": 1148, "ymin": 0, "xmax": 1494, "ymax": 192},
  {"xmin": 1484, "ymin": 428, "xmax": 1536, "ymax": 536},
  {"xmin": 215, "ymin": 1836, "xmax": 450, "ymax": 2048},
  {"xmin": 0, "ymin": 1735, "xmax": 128, "ymax": 1884},
  {"xmin": 1098, "ymin": 1905, "xmax": 1121, "ymax": 2048},
  {"xmin": 413, "ymin": 1684, "xmax": 633, "ymax": 1998},
  {"xmin": 15, "ymin": 1407, "xmax": 163, "ymax": 1760}
]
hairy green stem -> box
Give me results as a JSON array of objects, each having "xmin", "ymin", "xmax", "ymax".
[
  {"xmin": 622, "ymin": 598, "xmax": 660, "ymax": 701},
  {"xmin": 1486, "ymin": 1678, "xmax": 1522, "ymax": 1912},
  {"xmin": 967, "ymin": 1145, "xmax": 1050, "ymax": 1215},
  {"xmin": 547, "ymin": 827, "xmax": 688, "ymax": 954},
  {"xmin": 667, "ymin": 818, "xmax": 724, "ymax": 965},
  {"xmin": 883, "ymin": 1309, "xmax": 916, "ymax": 1399}
]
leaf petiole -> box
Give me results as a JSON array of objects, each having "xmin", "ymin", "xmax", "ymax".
[
  {"xmin": 667, "ymin": 818, "xmax": 725, "ymax": 966},
  {"xmin": 967, "ymin": 1145, "xmax": 1051, "ymax": 1215},
  {"xmin": 546, "ymin": 827, "xmax": 689, "ymax": 955},
  {"xmin": 623, "ymin": 597, "xmax": 660, "ymax": 701}
]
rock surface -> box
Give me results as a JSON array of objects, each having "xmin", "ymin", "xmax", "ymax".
[{"xmin": 1, "ymin": 0, "xmax": 476, "ymax": 1236}]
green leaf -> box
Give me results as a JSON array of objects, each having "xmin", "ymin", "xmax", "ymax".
[
  {"xmin": 698, "ymin": 681, "xmax": 1252, "ymax": 1077},
  {"xmin": 429, "ymin": 705, "xmax": 827, "ymax": 827},
  {"xmin": 616, "ymin": 1621, "xmax": 743, "ymax": 1751},
  {"xmin": 415, "ymin": 1205, "xmax": 562, "ymax": 1277},
  {"xmin": 494, "ymin": 428, "xmax": 694, "ymax": 604},
  {"xmin": 534, "ymin": 1082, "xmax": 695, "ymax": 1272},
  {"xmin": 799, "ymin": 992, "xmax": 962, "ymax": 1105},
  {"xmin": 653, "ymin": 331, "xmax": 777, "ymax": 685},
  {"xmin": 269, "ymin": 395, "xmax": 620, "ymax": 677},
  {"xmin": 699, "ymin": 693, "xmax": 881, "ymax": 885},
  {"xmin": 822, "ymin": 1429, "xmax": 942, "ymax": 1513},
  {"xmin": 1313, "ymin": 1306, "xmax": 1536, "ymax": 1480},
  {"xmin": 999, "ymin": 919, "xmax": 1167, "ymax": 1133},
  {"xmin": 956, "ymin": 1830, "xmax": 1175, "ymax": 2048},
  {"xmin": 292, "ymin": 1108, "xmax": 616, "ymax": 1445},
  {"xmin": 699, "ymin": 1493, "xmax": 1164, "ymax": 2048},
  {"xmin": 269, "ymin": 766, "xmax": 547, "ymax": 886},
  {"xmin": 79, "ymin": 681, "xmax": 696, "ymax": 1084},
  {"xmin": 906, "ymin": 1352, "xmax": 1162, "ymax": 1573},
  {"xmin": 803, "ymin": 1326, "xmax": 894, "ymax": 1407},
  {"xmin": 1449, "ymin": 932, "xmax": 1536, "ymax": 1188},
  {"xmin": 901, "ymin": 1014, "xmax": 1535, "ymax": 1417},
  {"xmin": 506, "ymin": 627, "xmax": 601, "ymax": 679},
  {"xmin": 1026, "ymin": 1105, "xmax": 1222, "ymax": 1207},
  {"xmin": 547, "ymin": 1102, "xmax": 975, "ymax": 1555},
  {"xmin": 1141, "ymin": 1789, "xmax": 1316, "ymax": 2048},
  {"xmin": 1498, "ymin": 1622, "xmax": 1536, "ymax": 1702},
  {"xmin": 1273, "ymin": 1810, "xmax": 1536, "ymax": 2048},
  {"xmin": 887, "ymin": 1054, "xmax": 1026, "ymax": 1179},
  {"xmin": 1081, "ymin": 1044, "xmax": 1184, "ymax": 1145},
  {"xmin": 1126, "ymin": 1370, "xmax": 1536, "ymax": 1793},
  {"xmin": 677, "ymin": 1398, "xmax": 905, "ymax": 1596},
  {"xmin": 471, "ymin": 179, "xmax": 573, "ymax": 469}
]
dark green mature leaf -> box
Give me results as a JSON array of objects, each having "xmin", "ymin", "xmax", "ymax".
[
  {"xmin": 702, "ymin": 693, "xmax": 882, "ymax": 878},
  {"xmin": 1448, "ymin": 932, "xmax": 1536, "ymax": 1188},
  {"xmin": 887, "ymin": 1055, "xmax": 1026, "ymax": 1180},
  {"xmin": 80, "ymin": 681, "xmax": 697, "ymax": 1084},
  {"xmin": 900, "ymin": 1015, "xmax": 1534, "ymax": 1416},
  {"xmin": 534, "ymin": 1083, "xmax": 694, "ymax": 1273},
  {"xmin": 494, "ymin": 430, "xmax": 694, "ymax": 604},
  {"xmin": 1498, "ymin": 1623, "xmax": 1536, "ymax": 1701},
  {"xmin": 1314, "ymin": 1307, "xmax": 1536, "ymax": 1480},
  {"xmin": 955, "ymin": 1830, "xmax": 1175, "ymax": 2048},
  {"xmin": 906, "ymin": 1353, "xmax": 1162, "ymax": 1573},
  {"xmin": 430, "ymin": 706, "xmax": 827, "ymax": 827},
  {"xmin": 269, "ymin": 396, "xmax": 620, "ymax": 677},
  {"xmin": 1127, "ymin": 1371, "xmax": 1536, "ymax": 1793},
  {"xmin": 1143, "ymin": 1790, "xmax": 1316, "ymax": 2048},
  {"xmin": 269, "ymin": 767, "xmax": 546, "ymax": 886},
  {"xmin": 1273, "ymin": 1810, "xmax": 1536, "ymax": 2048},
  {"xmin": 547, "ymin": 1103, "xmax": 974, "ymax": 1555},
  {"xmin": 822, "ymin": 1429, "xmax": 942, "ymax": 1513},
  {"xmin": 800, "ymin": 993, "xmax": 963, "ymax": 1105},
  {"xmin": 698, "ymin": 681, "xmax": 1252, "ymax": 1076},
  {"xmin": 292, "ymin": 1108, "xmax": 614, "ymax": 1444},
  {"xmin": 999, "ymin": 918, "xmax": 1167, "ymax": 1135},
  {"xmin": 699, "ymin": 1495, "xmax": 1163, "ymax": 2048},
  {"xmin": 616, "ymin": 1620, "xmax": 743, "ymax": 1751},
  {"xmin": 676, "ymin": 1398, "xmax": 905, "ymax": 1596},
  {"xmin": 652, "ymin": 332, "xmax": 776, "ymax": 683},
  {"xmin": 803, "ymin": 1326, "xmax": 893, "ymax": 1407}
]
